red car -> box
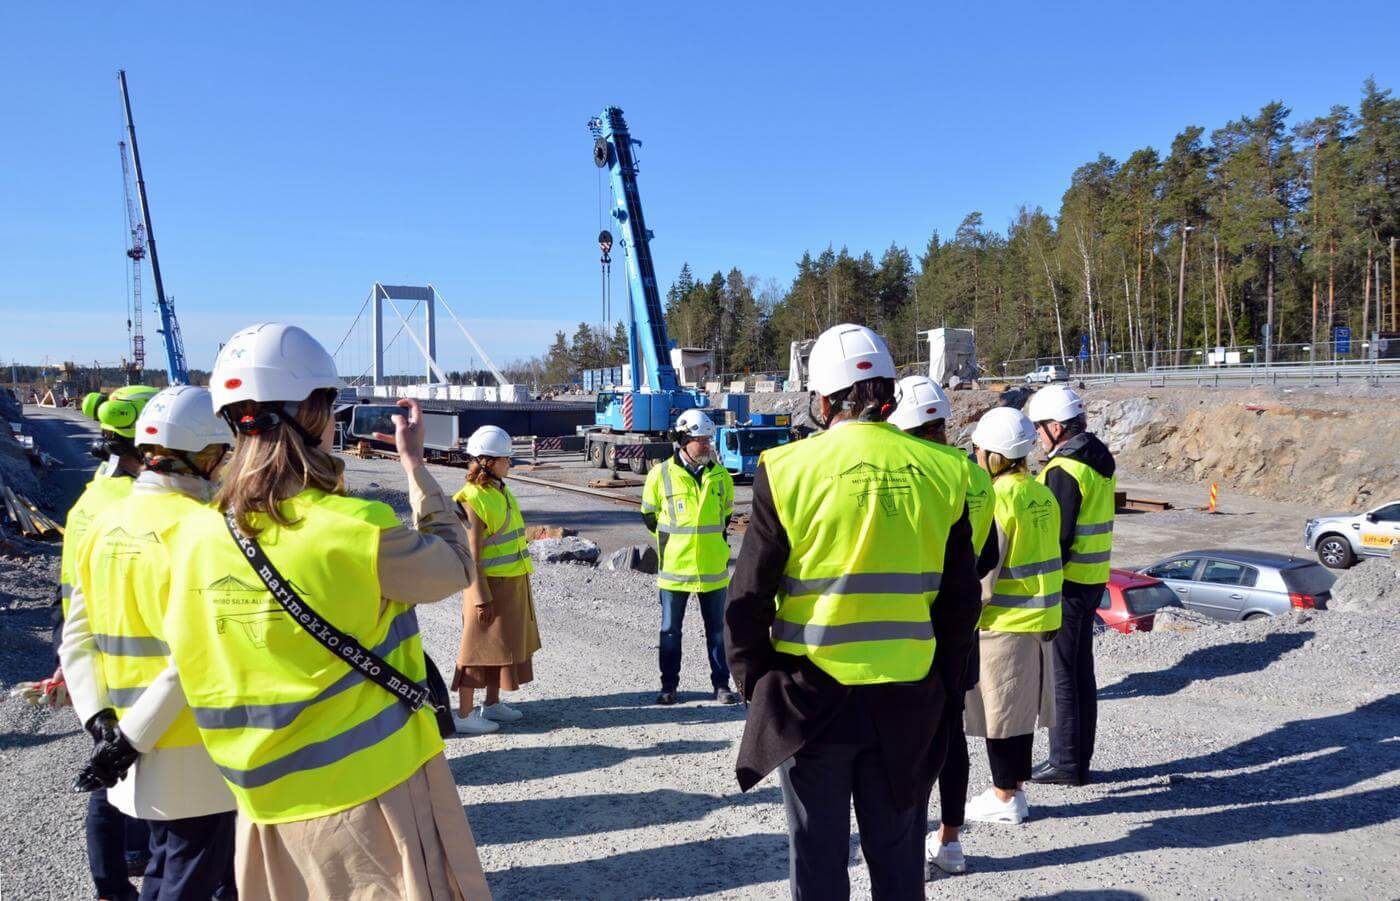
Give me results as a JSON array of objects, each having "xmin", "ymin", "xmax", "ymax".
[{"xmin": 1095, "ymin": 569, "xmax": 1182, "ymax": 634}]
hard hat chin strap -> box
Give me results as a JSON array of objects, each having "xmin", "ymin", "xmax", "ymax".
[{"xmin": 222, "ymin": 403, "xmax": 322, "ymax": 448}]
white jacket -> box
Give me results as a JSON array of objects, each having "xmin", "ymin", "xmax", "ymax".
[{"xmin": 59, "ymin": 471, "xmax": 236, "ymax": 820}]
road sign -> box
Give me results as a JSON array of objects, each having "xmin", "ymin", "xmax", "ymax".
[
  {"xmin": 1079, "ymin": 346, "xmax": 1089, "ymax": 361},
  {"xmin": 1335, "ymin": 326, "xmax": 1352, "ymax": 354}
]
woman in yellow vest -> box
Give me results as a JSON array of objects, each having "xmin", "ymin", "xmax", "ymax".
[
  {"xmin": 152, "ymin": 323, "xmax": 491, "ymax": 900},
  {"xmin": 962, "ymin": 407, "xmax": 1063, "ymax": 832},
  {"xmin": 65, "ymin": 385, "xmax": 238, "ymax": 898},
  {"xmin": 450, "ymin": 425, "xmax": 541, "ymax": 735}
]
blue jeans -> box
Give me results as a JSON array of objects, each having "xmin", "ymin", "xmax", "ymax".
[{"xmin": 659, "ymin": 588, "xmax": 731, "ymax": 693}]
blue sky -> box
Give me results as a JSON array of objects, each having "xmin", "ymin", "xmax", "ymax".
[{"xmin": 3, "ymin": 2, "xmax": 1398, "ymax": 376}]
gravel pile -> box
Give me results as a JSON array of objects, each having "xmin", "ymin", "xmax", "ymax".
[{"xmin": 1328, "ymin": 555, "xmax": 1400, "ymax": 612}]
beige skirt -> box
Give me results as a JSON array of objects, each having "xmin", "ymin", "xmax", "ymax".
[
  {"xmin": 235, "ymin": 753, "xmax": 492, "ymax": 900},
  {"xmin": 964, "ymin": 630, "xmax": 1057, "ymax": 739},
  {"xmin": 454, "ymin": 573, "xmax": 541, "ymax": 691}
]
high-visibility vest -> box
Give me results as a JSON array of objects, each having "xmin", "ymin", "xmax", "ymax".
[
  {"xmin": 159, "ymin": 489, "xmax": 443, "ymax": 824},
  {"xmin": 60, "ymin": 471, "xmax": 133, "ymax": 618},
  {"xmin": 763, "ymin": 422, "xmax": 966, "ymax": 686},
  {"xmin": 1039, "ymin": 455, "xmax": 1116, "ymax": 585},
  {"xmin": 642, "ymin": 457, "xmax": 734, "ymax": 592},
  {"xmin": 918, "ymin": 441, "xmax": 995, "ymax": 557},
  {"xmin": 453, "ymin": 481, "xmax": 534, "ymax": 577},
  {"xmin": 76, "ymin": 489, "xmax": 207, "ymax": 749},
  {"xmin": 980, "ymin": 472, "xmax": 1064, "ymax": 632}
]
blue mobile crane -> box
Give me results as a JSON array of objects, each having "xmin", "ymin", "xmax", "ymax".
[
  {"xmin": 580, "ymin": 107, "xmax": 787, "ymax": 477},
  {"xmin": 119, "ymin": 70, "xmax": 189, "ymax": 385}
]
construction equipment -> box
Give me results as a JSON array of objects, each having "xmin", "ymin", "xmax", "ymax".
[
  {"xmin": 924, "ymin": 328, "xmax": 978, "ymax": 387},
  {"xmin": 787, "ymin": 339, "xmax": 816, "ymax": 391},
  {"xmin": 118, "ymin": 70, "xmax": 189, "ymax": 385},
  {"xmin": 118, "ymin": 140, "xmax": 146, "ymax": 382},
  {"xmin": 581, "ymin": 107, "xmax": 779, "ymax": 476}
]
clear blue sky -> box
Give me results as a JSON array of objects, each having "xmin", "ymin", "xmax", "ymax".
[{"xmin": 3, "ymin": 2, "xmax": 1398, "ymax": 376}]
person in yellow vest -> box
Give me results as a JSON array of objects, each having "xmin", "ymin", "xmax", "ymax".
[
  {"xmin": 641, "ymin": 408, "xmax": 739, "ymax": 706},
  {"xmin": 1025, "ymin": 384, "xmax": 1115, "ymax": 787},
  {"xmin": 450, "ymin": 425, "xmax": 542, "ymax": 735},
  {"xmin": 147, "ymin": 323, "xmax": 491, "ymax": 900},
  {"xmin": 725, "ymin": 324, "xmax": 982, "ymax": 899},
  {"xmin": 887, "ymin": 375, "xmax": 995, "ymax": 877},
  {"xmin": 64, "ymin": 385, "xmax": 238, "ymax": 899},
  {"xmin": 58, "ymin": 384, "xmax": 158, "ymax": 901},
  {"xmin": 960, "ymin": 407, "xmax": 1063, "ymax": 838}
]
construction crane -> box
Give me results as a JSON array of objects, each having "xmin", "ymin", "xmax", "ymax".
[
  {"xmin": 118, "ymin": 140, "xmax": 145, "ymax": 382},
  {"xmin": 118, "ymin": 69, "xmax": 188, "ymax": 385},
  {"xmin": 580, "ymin": 107, "xmax": 788, "ymax": 476}
]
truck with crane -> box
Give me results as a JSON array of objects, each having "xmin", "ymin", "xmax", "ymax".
[{"xmin": 579, "ymin": 106, "xmax": 787, "ymax": 477}]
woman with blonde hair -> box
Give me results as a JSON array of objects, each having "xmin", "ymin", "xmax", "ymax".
[
  {"xmin": 961, "ymin": 406, "xmax": 1063, "ymax": 834},
  {"xmin": 450, "ymin": 425, "xmax": 542, "ymax": 735},
  {"xmin": 149, "ymin": 323, "xmax": 491, "ymax": 900}
]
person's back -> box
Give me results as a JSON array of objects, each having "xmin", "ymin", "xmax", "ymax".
[{"xmin": 980, "ymin": 472, "xmax": 1063, "ymax": 633}]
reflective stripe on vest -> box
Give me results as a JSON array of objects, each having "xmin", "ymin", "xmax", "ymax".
[
  {"xmin": 162, "ymin": 489, "xmax": 443, "ymax": 824},
  {"xmin": 453, "ymin": 482, "xmax": 534, "ymax": 578},
  {"xmin": 1039, "ymin": 455, "xmax": 1116, "ymax": 585},
  {"xmin": 643, "ymin": 458, "xmax": 733, "ymax": 592},
  {"xmin": 60, "ymin": 472, "xmax": 134, "ymax": 619},
  {"xmin": 76, "ymin": 488, "xmax": 205, "ymax": 749},
  {"xmin": 764, "ymin": 422, "xmax": 966, "ymax": 686},
  {"xmin": 980, "ymin": 472, "xmax": 1064, "ymax": 633}
]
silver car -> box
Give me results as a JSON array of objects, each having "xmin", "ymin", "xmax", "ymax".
[
  {"xmin": 1303, "ymin": 500, "xmax": 1400, "ymax": 569},
  {"xmin": 1025, "ymin": 365, "xmax": 1069, "ymax": 384},
  {"xmin": 1137, "ymin": 549, "xmax": 1335, "ymax": 622}
]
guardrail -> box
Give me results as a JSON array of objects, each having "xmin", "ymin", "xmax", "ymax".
[{"xmin": 1080, "ymin": 359, "xmax": 1400, "ymax": 388}]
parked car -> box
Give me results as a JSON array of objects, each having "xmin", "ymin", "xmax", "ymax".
[
  {"xmin": 1136, "ymin": 550, "xmax": 1335, "ymax": 622},
  {"xmin": 1025, "ymin": 365, "xmax": 1070, "ymax": 384},
  {"xmin": 1096, "ymin": 568, "xmax": 1181, "ymax": 634},
  {"xmin": 1303, "ymin": 500, "xmax": 1400, "ymax": 569}
]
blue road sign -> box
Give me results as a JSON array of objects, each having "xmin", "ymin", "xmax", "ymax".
[{"xmin": 1335, "ymin": 326, "xmax": 1352, "ymax": 354}]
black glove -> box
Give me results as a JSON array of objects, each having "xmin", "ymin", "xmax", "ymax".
[
  {"xmin": 85, "ymin": 709, "xmax": 119, "ymax": 745},
  {"xmin": 71, "ymin": 728, "xmax": 140, "ymax": 793}
]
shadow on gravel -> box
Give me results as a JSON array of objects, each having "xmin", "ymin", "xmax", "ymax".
[
  {"xmin": 484, "ymin": 833, "xmax": 790, "ymax": 899},
  {"xmin": 1099, "ymin": 631, "xmax": 1313, "ymax": 699},
  {"xmin": 477, "ymin": 692, "xmax": 746, "ymax": 734},
  {"xmin": 1023, "ymin": 893, "xmax": 1147, "ymax": 901},
  {"xmin": 468, "ymin": 786, "xmax": 782, "ymax": 845},
  {"xmin": 979, "ymin": 694, "xmax": 1400, "ymax": 872},
  {"xmin": 449, "ymin": 739, "xmax": 729, "ymax": 786}
]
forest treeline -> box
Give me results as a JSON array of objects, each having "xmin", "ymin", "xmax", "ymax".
[{"xmin": 512, "ymin": 80, "xmax": 1400, "ymax": 386}]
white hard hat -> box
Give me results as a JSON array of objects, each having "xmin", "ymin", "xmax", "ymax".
[
  {"xmin": 971, "ymin": 407, "xmax": 1038, "ymax": 459},
  {"xmin": 135, "ymin": 386, "xmax": 231, "ymax": 453},
  {"xmin": 210, "ymin": 323, "xmax": 343, "ymax": 413},
  {"xmin": 466, "ymin": 425, "xmax": 512, "ymax": 458},
  {"xmin": 888, "ymin": 376, "xmax": 951, "ymax": 432},
  {"xmin": 1026, "ymin": 384, "xmax": 1085, "ymax": 424},
  {"xmin": 674, "ymin": 409, "xmax": 716, "ymax": 439},
  {"xmin": 807, "ymin": 324, "xmax": 896, "ymax": 398}
]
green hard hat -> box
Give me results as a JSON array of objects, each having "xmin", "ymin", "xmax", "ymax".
[{"xmin": 94, "ymin": 384, "xmax": 160, "ymax": 438}]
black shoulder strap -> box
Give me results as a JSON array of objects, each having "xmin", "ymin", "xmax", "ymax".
[{"xmin": 223, "ymin": 509, "xmax": 431, "ymax": 712}]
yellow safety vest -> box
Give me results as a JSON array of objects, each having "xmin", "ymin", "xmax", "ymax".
[
  {"xmin": 980, "ymin": 472, "xmax": 1064, "ymax": 632},
  {"xmin": 1039, "ymin": 455, "xmax": 1116, "ymax": 585},
  {"xmin": 60, "ymin": 471, "xmax": 133, "ymax": 618},
  {"xmin": 158, "ymin": 489, "xmax": 443, "ymax": 824},
  {"xmin": 642, "ymin": 457, "xmax": 734, "ymax": 592},
  {"xmin": 75, "ymin": 489, "xmax": 205, "ymax": 748},
  {"xmin": 453, "ymin": 481, "xmax": 534, "ymax": 577},
  {"xmin": 764, "ymin": 422, "xmax": 966, "ymax": 686},
  {"xmin": 916, "ymin": 441, "xmax": 994, "ymax": 557}
]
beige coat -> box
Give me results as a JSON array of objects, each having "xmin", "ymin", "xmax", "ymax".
[{"xmin": 963, "ymin": 520, "xmax": 1057, "ymax": 739}]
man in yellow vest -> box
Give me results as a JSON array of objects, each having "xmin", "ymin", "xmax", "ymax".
[
  {"xmin": 726, "ymin": 324, "xmax": 982, "ymax": 898},
  {"xmin": 641, "ymin": 408, "xmax": 739, "ymax": 705},
  {"xmin": 1026, "ymin": 384, "xmax": 1116, "ymax": 787},
  {"xmin": 64, "ymin": 385, "xmax": 238, "ymax": 898}
]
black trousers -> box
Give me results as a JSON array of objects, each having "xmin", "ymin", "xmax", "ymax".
[
  {"xmin": 1047, "ymin": 583, "xmax": 1100, "ymax": 778},
  {"xmin": 777, "ymin": 697, "xmax": 924, "ymax": 900},
  {"xmin": 932, "ymin": 684, "xmax": 969, "ymax": 830},
  {"xmin": 986, "ymin": 734, "xmax": 1035, "ymax": 789},
  {"xmin": 86, "ymin": 790, "xmax": 149, "ymax": 900},
  {"xmin": 140, "ymin": 811, "xmax": 238, "ymax": 900}
]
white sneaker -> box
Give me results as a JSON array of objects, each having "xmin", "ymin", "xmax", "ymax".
[
  {"xmin": 452, "ymin": 707, "xmax": 500, "ymax": 735},
  {"xmin": 925, "ymin": 838, "xmax": 966, "ymax": 875},
  {"xmin": 964, "ymin": 788, "xmax": 1024, "ymax": 825},
  {"xmin": 481, "ymin": 701, "xmax": 523, "ymax": 723},
  {"xmin": 1014, "ymin": 790, "xmax": 1030, "ymax": 821}
]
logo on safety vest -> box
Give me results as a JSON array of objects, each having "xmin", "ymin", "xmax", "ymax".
[
  {"xmin": 99, "ymin": 526, "xmax": 160, "ymax": 559},
  {"xmin": 1027, "ymin": 498, "xmax": 1055, "ymax": 527},
  {"xmin": 837, "ymin": 462, "xmax": 919, "ymax": 516},
  {"xmin": 215, "ymin": 611, "xmax": 286, "ymax": 649}
]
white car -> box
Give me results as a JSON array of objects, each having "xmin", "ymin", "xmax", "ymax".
[
  {"xmin": 1025, "ymin": 365, "xmax": 1069, "ymax": 384},
  {"xmin": 1303, "ymin": 500, "xmax": 1400, "ymax": 569}
]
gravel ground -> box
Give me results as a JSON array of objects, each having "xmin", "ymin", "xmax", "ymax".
[{"xmin": 2, "ymin": 409, "xmax": 1398, "ymax": 898}]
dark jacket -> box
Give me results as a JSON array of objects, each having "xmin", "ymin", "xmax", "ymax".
[
  {"xmin": 724, "ymin": 461, "xmax": 982, "ymax": 804},
  {"xmin": 1042, "ymin": 431, "xmax": 1116, "ymax": 578}
]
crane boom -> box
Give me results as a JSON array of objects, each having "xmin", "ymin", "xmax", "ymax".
[
  {"xmin": 119, "ymin": 69, "xmax": 188, "ymax": 385},
  {"xmin": 119, "ymin": 140, "xmax": 145, "ymax": 377}
]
